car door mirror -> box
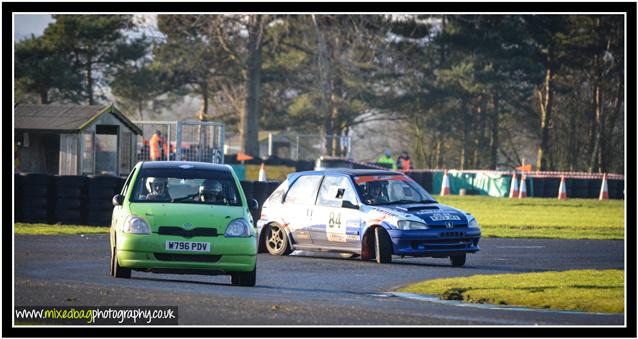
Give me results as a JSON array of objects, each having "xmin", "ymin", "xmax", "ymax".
[
  {"xmin": 341, "ymin": 200, "xmax": 359, "ymax": 210},
  {"xmin": 112, "ymin": 194, "xmax": 124, "ymax": 206},
  {"xmin": 249, "ymin": 198, "xmax": 259, "ymax": 212}
]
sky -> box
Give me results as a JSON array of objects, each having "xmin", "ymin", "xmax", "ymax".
[
  {"xmin": 14, "ymin": 14, "xmax": 54, "ymax": 41},
  {"xmin": 13, "ymin": 14, "xmax": 160, "ymax": 41}
]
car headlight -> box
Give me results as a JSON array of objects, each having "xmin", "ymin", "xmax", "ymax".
[
  {"xmin": 468, "ymin": 217, "xmax": 480, "ymax": 228},
  {"xmin": 397, "ymin": 220, "xmax": 428, "ymax": 230},
  {"xmin": 224, "ymin": 219, "xmax": 253, "ymax": 238},
  {"xmin": 121, "ymin": 216, "xmax": 151, "ymax": 234}
]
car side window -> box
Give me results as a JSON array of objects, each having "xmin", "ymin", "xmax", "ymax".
[
  {"xmin": 120, "ymin": 167, "xmax": 137, "ymax": 197},
  {"xmin": 265, "ymin": 181, "xmax": 288, "ymax": 204},
  {"xmin": 285, "ymin": 175, "xmax": 323, "ymax": 205},
  {"xmin": 317, "ymin": 176, "xmax": 358, "ymax": 208}
]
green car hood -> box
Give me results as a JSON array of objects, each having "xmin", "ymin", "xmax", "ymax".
[{"xmin": 128, "ymin": 202, "xmax": 245, "ymax": 234}]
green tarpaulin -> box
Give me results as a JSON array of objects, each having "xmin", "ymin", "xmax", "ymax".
[{"xmin": 432, "ymin": 171, "xmax": 532, "ymax": 197}]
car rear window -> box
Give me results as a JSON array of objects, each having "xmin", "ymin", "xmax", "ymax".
[{"xmin": 130, "ymin": 168, "xmax": 242, "ymax": 206}]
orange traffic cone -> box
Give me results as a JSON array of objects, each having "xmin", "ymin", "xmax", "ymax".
[
  {"xmin": 440, "ymin": 170, "xmax": 450, "ymax": 196},
  {"xmin": 509, "ymin": 173, "xmax": 519, "ymax": 198},
  {"xmin": 258, "ymin": 163, "xmax": 267, "ymax": 182},
  {"xmin": 558, "ymin": 176, "xmax": 567, "ymax": 200},
  {"xmin": 518, "ymin": 174, "xmax": 528, "ymax": 198},
  {"xmin": 599, "ymin": 174, "xmax": 609, "ymax": 200}
]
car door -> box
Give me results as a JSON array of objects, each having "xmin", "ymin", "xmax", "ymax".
[
  {"xmin": 312, "ymin": 175, "xmax": 362, "ymax": 249},
  {"xmin": 282, "ymin": 174, "xmax": 323, "ymax": 246}
]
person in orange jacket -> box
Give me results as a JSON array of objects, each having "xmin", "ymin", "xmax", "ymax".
[
  {"xmin": 396, "ymin": 151, "xmax": 413, "ymax": 171},
  {"xmin": 149, "ymin": 130, "xmax": 163, "ymax": 161}
]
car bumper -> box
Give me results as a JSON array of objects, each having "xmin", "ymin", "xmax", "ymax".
[
  {"xmin": 387, "ymin": 228, "xmax": 481, "ymax": 256},
  {"xmin": 116, "ymin": 232, "xmax": 256, "ymax": 273}
]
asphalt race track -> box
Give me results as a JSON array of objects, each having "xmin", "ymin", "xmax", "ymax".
[{"xmin": 14, "ymin": 235, "xmax": 624, "ymax": 325}]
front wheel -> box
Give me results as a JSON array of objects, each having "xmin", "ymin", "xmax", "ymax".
[
  {"xmin": 231, "ymin": 267, "xmax": 256, "ymax": 287},
  {"xmin": 374, "ymin": 227, "xmax": 393, "ymax": 264},
  {"xmin": 111, "ymin": 247, "xmax": 131, "ymax": 278},
  {"xmin": 265, "ymin": 224, "xmax": 292, "ymax": 256},
  {"xmin": 450, "ymin": 254, "xmax": 466, "ymax": 267}
]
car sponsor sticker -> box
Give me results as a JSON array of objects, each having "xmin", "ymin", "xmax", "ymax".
[
  {"xmin": 165, "ymin": 241, "xmax": 211, "ymax": 252},
  {"xmin": 428, "ymin": 213, "xmax": 462, "ymax": 221}
]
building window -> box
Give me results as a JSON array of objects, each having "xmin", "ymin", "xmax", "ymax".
[
  {"xmin": 120, "ymin": 131, "xmax": 132, "ymax": 175},
  {"xmin": 81, "ymin": 132, "xmax": 95, "ymax": 174}
]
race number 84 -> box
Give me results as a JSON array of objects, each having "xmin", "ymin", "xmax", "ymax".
[{"xmin": 328, "ymin": 212, "xmax": 341, "ymax": 229}]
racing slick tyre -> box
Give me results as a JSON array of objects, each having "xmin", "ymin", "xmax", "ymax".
[
  {"xmin": 111, "ymin": 246, "xmax": 131, "ymax": 278},
  {"xmin": 265, "ymin": 224, "xmax": 292, "ymax": 256},
  {"xmin": 231, "ymin": 267, "xmax": 256, "ymax": 287},
  {"xmin": 450, "ymin": 254, "xmax": 466, "ymax": 267},
  {"xmin": 375, "ymin": 227, "xmax": 393, "ymax": 264},
  {"xmin": 339, "ymin": 253, "xmax": 360, "ymax": 259}
]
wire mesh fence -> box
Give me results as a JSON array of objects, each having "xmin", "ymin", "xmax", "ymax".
[{"xmin": 133, "ymin": 120, "xmax": 224, "ymax": 164}]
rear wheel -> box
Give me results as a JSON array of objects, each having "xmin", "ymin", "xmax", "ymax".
[
  {"xmin": 111, "ymin": 246, "xmax": 131, "ymax": 278},
  {"xmin": 265, "ymin": 224, "xmax": 292, "ymax": 256},
  {"xmin": 231, "ymin": 267, "xmax": 256, "ymax": 287},
  {"xmin": 374, "ymin": 227, "xmax": 393, "ymax": 264},
  {"xmin": 450, "ymin": 254, "xmax": 466, "ymax": 267}
]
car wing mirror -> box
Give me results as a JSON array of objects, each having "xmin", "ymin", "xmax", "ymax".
[
  {"xmin": 249, "ymin": 198, "xmax": 259, "ymax": 212},
  {"xmin": 112, "ymin": 194, "xmax": 124, "ymax": 206},
  {"xmin": 341, "ymin": 200, "xmax": 359, "ymax": 210}
]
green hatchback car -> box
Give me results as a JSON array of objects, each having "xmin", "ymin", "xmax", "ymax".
[{"xmin": 109, "ymin": 161, "xmax": 259, "ymax": 286}]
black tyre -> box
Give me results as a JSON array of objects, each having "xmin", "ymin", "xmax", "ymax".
[
  {"xmin": 21, "ymin": 186, "xmax": 50, "ymax": 197},
  {"xmin": 230, "ymin": 267, "xmax": 256, "ymax": 287},
  {"xmin": 87, "ymin": 198, "xmax": 114, "ymax": 211},
  {"xmin": 56, "ymin": 186, "xmax": 83, "ymax": 198},
  {"xmin": 111, "ymin": 246, "xmax": 131, "ymax": 278},
  {"xmin": 339, "ymin": 253, "xmax": 359, "ymax": 259},
  {"xmin": 88, "ymin": 175, "xmax": 125, "ymax": 188},
  {"xmin": 55, "ymin": 198, "xmax": 82, "ymax": 210},
  {"xmin": 21, "ymin": 196, "xmax": 49, "ymax": 209},
  {"xmin": 20, "ymin": 208, "xmax": 49, "ymax": 223},
  {"xmin": 374, "ymin": 227, "xmax": 392, "ymax": 264},
  {"xmin": 19, "ymin": 173, "xmax": 52, "ymax": 186},
  {"xmin": 265, "ymin": 224, "xmax": 292, "ymax": 256},
  {"xmin": 55, "ymin": 175, "xmax": 87, "ymax": 188},
  {"xmin": 450, "ymin": 254, "xmax": 466, "ymax": 267},
  {"xmin": 87, "ymin": 186, "xmax": 121, "ymax": 200},
  {"xmin": 240, "ymin": 181, "xmax": 254, "ymax": 201}
]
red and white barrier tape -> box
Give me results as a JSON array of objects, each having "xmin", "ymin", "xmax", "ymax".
[{"xmin": 404, "ymin": 169, "xmax": 624, "ymax": 180}]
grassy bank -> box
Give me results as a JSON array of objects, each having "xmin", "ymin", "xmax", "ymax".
[
  {"xmin": 14, "ymin": 223, "xmax": 109, "ymax": 235},
  {"xmin": 437, "ymin": 196, "xmax": 624, "ymax": 240},
  {"xmin": 397, "ymin": 269, "xmax": 624, "ymax": 313}
]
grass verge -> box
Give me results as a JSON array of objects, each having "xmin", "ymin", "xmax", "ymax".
[
  {"xmin": 14, "ymin": 223, "xmax": 109, "ymax": 235},
  {"xmin": 437, "ymin": 196, "xmax": 624, "ymax": 240},
  {"xmin": 396, "ymin": 269, "xmax": 624, "ymax": 313}
]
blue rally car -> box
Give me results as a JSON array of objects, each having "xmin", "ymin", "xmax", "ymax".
[{"xmin": 256, "ymin": 169, "xmax": 481, "ymax": 266}]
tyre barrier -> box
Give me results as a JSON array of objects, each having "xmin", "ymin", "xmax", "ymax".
[
  {"xmin": 86, "ymin": 175, "xmax": 125, "ymax": 226},
  {"xmin": 53, "ymin": 175, "xmax": 86, "ymax": 225},
  {"xmin": 14, "ymin": 173, "xmax": 22, "ymax": 221},
  {"xmin": 18, "ymin": 173, "xmax": 54, "ymax": 223}
]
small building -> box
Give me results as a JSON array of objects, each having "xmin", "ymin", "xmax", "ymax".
[{"xmin": 14, "ymin": 103, "xmax": 142, "ymax": 176}]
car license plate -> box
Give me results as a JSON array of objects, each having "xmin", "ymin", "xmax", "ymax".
[{"xmin": 165, "ymin": 241, "xmax": 211, "ymax": 252}]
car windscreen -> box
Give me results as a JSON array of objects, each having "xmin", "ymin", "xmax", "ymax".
[
  {"xmin": 353, "ymin": 174, "xmax": 437, "ymax": 205},
  {"xmin": 130, "ymin": 168, "xmax": 242, "ymax": 206}
]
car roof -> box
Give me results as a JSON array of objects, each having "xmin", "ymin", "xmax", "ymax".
[
  {"xmin": 288, "ymin": 168, "xmax": 404, "ymax": 181},
  {"xmin": 140, "ymin": 161, "xmax": 232, "ymax": 173}
]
